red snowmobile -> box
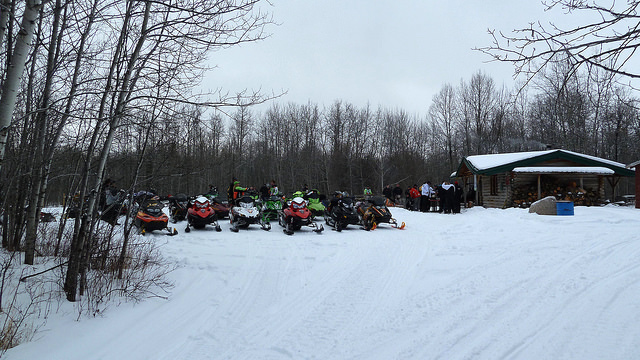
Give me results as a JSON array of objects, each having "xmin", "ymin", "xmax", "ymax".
[
  {"xmin": 185, "ymin": 196, "xmax": 222, "ymax": 232},
  {"xmin": 279, "ymin": 196, "xmax": 324, "ymax": 235}
]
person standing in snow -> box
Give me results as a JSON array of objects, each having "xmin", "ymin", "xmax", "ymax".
[
  {"xmin": 436, "ymin": 184, "xmax": 445, "ymax": 213},
  {"xmin": 100, "ymin": 179, "xmax": 121, "ymax": 225},
  {"xmin": 453, "ymin": 181, "xmax": 463, "ymax": 213},
  {"xmin": 259, "ymin": 182, "xmax": 270, "ymax": 200},
  {"xmin": 227, "ymin": 177, "xmax": 237, "ymax": 202},
  {"xmin": 420, "ymin": 181, "xmax": 433, "ymax": 212},
  {"xmin": 393, "ymin": 184, "xmax": 403, "ymax": 206},
  {"xmin": 441, "ymin": 181, "xmax": 455, "ymax": 214},
  {"xmin": 383, "ymin": 185, "xmax": 393, "ymax": 202},
  {"xmin": 269, "ymin": 180, "xmax": 279, "ymax": 196},
  {"xmin": 229, "ymin": 179, "xmax": 251, "ymax": 205},
  {"xmin": 409, "ymin": 184, "xmax": 421, "ymax": 211}
]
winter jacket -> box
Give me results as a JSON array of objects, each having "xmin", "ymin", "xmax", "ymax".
[
  {"xmin": 234, "ymin": 185, "xmax": 248, "ymax": 200},
  {"xmin": 421, "ymin": 183, "xmax": 433, "ymax": 197}
]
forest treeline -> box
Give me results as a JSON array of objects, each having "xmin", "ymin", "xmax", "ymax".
[{"xmin": 40, "ymin": 65, "xmax": 640, "ymax": 203}]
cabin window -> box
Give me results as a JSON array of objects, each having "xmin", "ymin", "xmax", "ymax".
[{"xmin": 490, "ymin": 175, "xmax": 498, "ymax": 195}]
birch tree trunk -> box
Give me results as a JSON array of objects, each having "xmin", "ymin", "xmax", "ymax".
[
  {"xmin": 24, "ymin": 0, "xmax": 62, "ymax": 265},
  {"xmin": 0, "ymin": 0, "xmax": 42, "ymax": 175}
]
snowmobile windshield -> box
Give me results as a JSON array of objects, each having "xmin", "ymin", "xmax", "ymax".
[
  {"xmin": 143, "ymin": 201, "xmax": 163, "ymax": 216},
  {"xmin": 195, "ymin": 201, "xmax": 209, "ymax": 209},
  {"xmin": 370, "ymin": 196, "xmax": 386, "ymax": 207},
  {"xmin": 238, "ymin": 197, "xmax": 254, "ymax": 208},
  {"xmin": 341, "ymin": 197, "xmax": 354, "ymax": 207}
]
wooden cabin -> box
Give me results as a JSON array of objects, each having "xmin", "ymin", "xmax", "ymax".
[{"xmin": 454, "ymin": 150, "xmax": 635, "ymax": 208}]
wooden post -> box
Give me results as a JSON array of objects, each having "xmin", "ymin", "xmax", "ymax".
[
  {"xmin": 606, "ymin": 176, "xmax": 621, "ymax": 202},
  {"xmin": 474, "ymin": 175, "xmax": 478, "ymax": 204},
  {"xmin": 537, "ymin": 174, "xmax": 541, "ymax": 200},
  {"xmin": 635, "ymin": 165, "xmax": 639, "ymax": 209},
  {"xmin": 463, "ymin": 176, "xmax": 468, "ymax": 207}
]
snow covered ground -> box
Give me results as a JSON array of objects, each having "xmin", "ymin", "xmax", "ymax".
[{"xmin": 4, "ymin": 205, "xmax": 640, "ymax": 360}]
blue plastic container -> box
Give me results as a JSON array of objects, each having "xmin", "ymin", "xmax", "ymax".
[{"xmin": 556, "ymin": 201, "xmax": 574, "ymax": 216}]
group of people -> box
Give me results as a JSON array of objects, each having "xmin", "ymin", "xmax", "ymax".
[
  {"xmin": 381, "ymin": 180, "xmax": 465, "ymax": 214},
  {"xmin": 382, "ymin": 184, "xmax": 404, "ymax": 205},
  {"xmin": 226, "ymin": 178, "xmax": 282, "ymax": 205}
]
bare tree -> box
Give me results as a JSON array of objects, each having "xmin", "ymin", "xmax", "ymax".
[
  {"xmin": 458, "ymin": 71, "xmax": 498, "ymax": 155},
  {"xmin": 479, "ymin": 1, "xmax": 640, "ymax": 85},
  {"xmin": 429, "ymin": 83, "xmax": 457, "ymax": 169},
  {"xmin": 64, "ymin": 0, "xmax": 274, "ymax": 302}
]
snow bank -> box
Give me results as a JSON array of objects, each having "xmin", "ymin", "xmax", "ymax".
[{"xmin": 5, "ymin": 205, "xmax": 640, "ymax": 360}]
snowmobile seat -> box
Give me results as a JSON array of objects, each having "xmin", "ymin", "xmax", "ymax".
[
  {"xmin": 173, "ymin": 193, "xmax": 188, "ymax": 202},
  {"xmin": 369, "ymin": 196, "xmax": 387, "ymax": 207}
]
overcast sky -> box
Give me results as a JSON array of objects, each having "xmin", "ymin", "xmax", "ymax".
[{"xmin": 203, "ymin": 1, "xmax": 571, "ymax": 117}]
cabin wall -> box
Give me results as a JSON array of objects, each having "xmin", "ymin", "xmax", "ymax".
[{"xmin": 479, "ymin": 173, "xmax": 511, "ymax": 208}]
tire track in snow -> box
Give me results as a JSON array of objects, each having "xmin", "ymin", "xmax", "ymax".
[
  {"xmin": 212, "ymin": 233, "xmax": 371, "ymax": 359},
  {"xmin": 499, "ymin": 238, "xmax": 640, "ymax": 359},
  {"xmin": 266, "ymin": 231, "xmax": 430, "ymax": 359},
  {"xmin": 353, "ymin": 211, "xmax": 640, "ymax": 359}
]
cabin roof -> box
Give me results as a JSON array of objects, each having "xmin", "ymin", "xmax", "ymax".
[{"xmin": 456, "ymin": 150, "xmax": 634, "ymax": 177}]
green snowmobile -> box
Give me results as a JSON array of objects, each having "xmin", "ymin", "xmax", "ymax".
[{"xmin": 304, "ymin": 189, "xmax": 326, "ymax": 218}]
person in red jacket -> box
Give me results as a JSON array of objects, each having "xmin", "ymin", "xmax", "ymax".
[{"xmin": 409, "ymin": 184, "xmax": 421, "ymax": 211}]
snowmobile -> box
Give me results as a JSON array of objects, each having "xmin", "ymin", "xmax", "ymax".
[
  {"xmin": 356, "ymin": 195, "xmax": 405, "ymax": 230},
  {"xmin": 205, "ymin": 195, "xmax": 230, "ymax": 220},
  {"xmin": 185, "ymin": 196, "xmax": 222, "ymax": 232},
  {"xmin": 168, "ymin": 193, "xmax": 189, "ymax": 223},
  {"xmin": 304, "ymin": 189, "xmax": 326, "ymax": 218},
  {"xmin": 133, "ymin": 197, "xmax": 177, "ymax": 235},
  {"xmin": 40, "ymin": 211, "xmax": 56, "ymax": 222},
  {"xmin": 324, "ymin": 192, "xmax": 360, "ymax": 231},
  {"xmin": 279, "ymin": 196, "xmax": 324, "ymax": 235},
  {"xmin": 229, "ymin": 193, "xmax": 271, "ymax": 232},
  {"xmin": 261, "ymin": 194, "xmax": 283, "ymax": 224}
]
